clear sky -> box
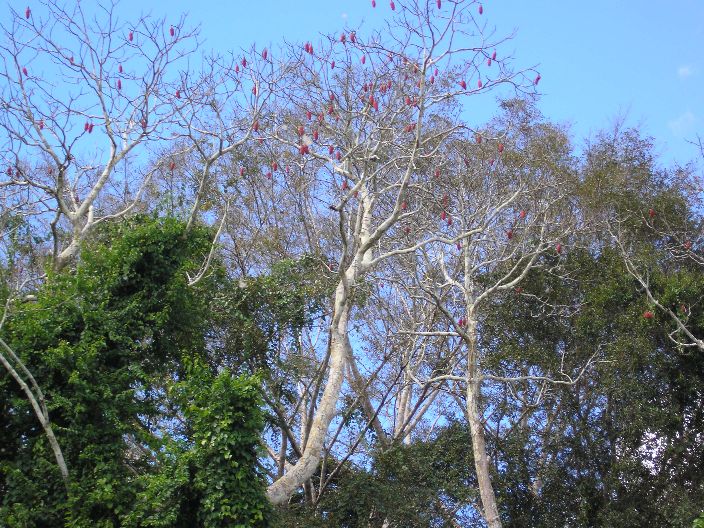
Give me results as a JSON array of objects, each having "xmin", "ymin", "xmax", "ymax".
[{"xmin": 7, "ymin": 0, "xmax": 704, "ymax": 166}]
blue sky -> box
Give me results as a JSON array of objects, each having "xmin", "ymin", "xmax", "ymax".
[{"xmin": 8, "ymin": 0, "xmax": 704, "ymax": 165}]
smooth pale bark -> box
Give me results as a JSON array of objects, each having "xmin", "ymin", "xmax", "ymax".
[
  {"xmin": 0, "ymin": 338, "xmax": 69, "ymax": 489},
  {"xmin": 267, "ymin": 280, "xmax": 352, "ymax": 505},
  {"xmin": 464, "ymin": 318, "xmax": 502, "ymax": 528},
  {"xmin": 346, "ymin": 354, "xmax": 387, "ymax": 442}
]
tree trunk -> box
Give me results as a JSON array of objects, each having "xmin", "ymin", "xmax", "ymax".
[
  {"xmin": 467, "ymin": 378, "xmax": 501, "ymax": 527},
  {"xmin": 267, "ymin": 281, "xmax": 351, "ymax": 505},
  {"xmin": 0, "ymin": 338, "xmax": 69, "ymax": 490},
  {"xmin": 464, "ymin": 319, "xmax": 502, "ymax": 528}
]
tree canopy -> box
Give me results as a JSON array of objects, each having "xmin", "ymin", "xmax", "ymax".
[{"xmin": 1, "ymin": 1, "xmax": 703, "ymax": 527}]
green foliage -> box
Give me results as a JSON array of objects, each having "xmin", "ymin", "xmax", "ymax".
[
  {"xmin": 482, "ymin": 244, "xmax": 704, "ymax": 527},
  {"xmin": 0, "ymin": 216, "xmax": 271, "ymax": 527},
  {"xmin": 213, "ymin": 254, "xmax": 333, "ymax": 373},
  {"xmin": 189, "ymin": 370, "xmax": 269, "ymax": 527},
  {"xmin": 124, "ymin": 368, "xmax": 270, "ymax": 528},
  {"xmin": 275, "ymin": 424, "xmax": 479, "ymax": 527}
]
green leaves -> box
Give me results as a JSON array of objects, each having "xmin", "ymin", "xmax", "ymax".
[{"xmin": 0, "ymin": 216, "xmax": 271, "ymax": 527}]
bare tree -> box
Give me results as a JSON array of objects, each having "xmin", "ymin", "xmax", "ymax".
[
  {"xmin": 247, "ymin": 0, "xmax": 541, "ymax": 514},
  {"xmin": 0, "ymin": 0, "xmax": 198, "ymax": 270},
  {"xmin": 383, "ymin": 107, "xmax": 578, "ymax": 526}
]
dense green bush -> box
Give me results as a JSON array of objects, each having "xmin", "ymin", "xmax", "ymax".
[{"xmin": 0, "ymin": 217, "xmax": 270, "ymax": 527}]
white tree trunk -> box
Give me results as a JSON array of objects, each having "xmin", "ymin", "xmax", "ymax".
[
  {"xmin": 467, "ymin": 379, "xmax": 502, "ymax": 528},
  {"xmin": 465, "ymin": 319, "xmax": 502, "ymax": 528},
  {"xmin": 267, "ymin": 280, "xmax": 351, "ymax": 505},
  {"xmin": 0, "ymin": 338, "xmax": 69, "ymax": 489}
]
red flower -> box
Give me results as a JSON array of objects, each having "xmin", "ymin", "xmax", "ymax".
[
  {"xmin": 478, "ymin": 4, "xmax": 483, "ymax": 14},
  {"xmin": 129, "ymin": 31, "xmax": 133, "ymax": 42},
  {"xmin": 25, "ymin": 6, "xmax": 31, "ymax": 18},
  {"xmin": 170, "ymin": 26, "xmax": 175, "ymax": 37},
  {"xmin": 498, "ymin": 143, "xmax": 505, "ymax": 153},
  {"xmin": 390, "ymin": 0, "xmax": 395, "ymax": 10},
  {"xmin": 262, "ymin": 48, "xmax": 268, "ymax": 60},
  {"xmin": 643, "ymin": 311, "xmax": 654, "ymax": 320},
  {"xmin": 534, "ymin": 74, "xmax": 541, "ymax": 85},
  {"xmin": 459, "ymin": 80, "xmax": 467, "ymax": 90}
]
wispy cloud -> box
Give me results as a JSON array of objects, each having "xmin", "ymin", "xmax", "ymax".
[
  {"xmin": 677, "ymin": 65, "xmax": 694, "ymax": 79},
  {"xmin": 668, "ymin": 111, "xmax": 696, "ymax": 136}
]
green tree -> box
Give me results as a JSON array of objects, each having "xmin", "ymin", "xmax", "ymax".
[{"xmin": 0, "ymin": 216, "xmax": 271, "ymax": 527}]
